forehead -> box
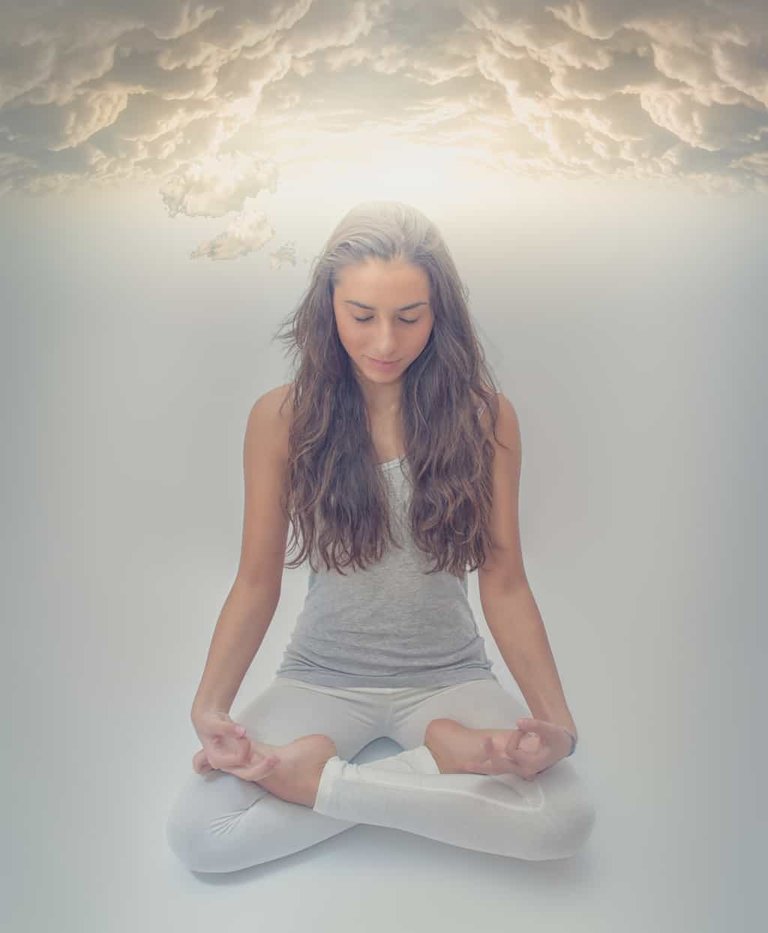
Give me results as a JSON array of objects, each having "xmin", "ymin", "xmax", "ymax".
[{"xmin": 334, "ymin": 258, "xmax": 429, "ymax": 295}]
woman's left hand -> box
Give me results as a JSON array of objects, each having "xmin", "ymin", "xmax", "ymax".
[{"xmin": 467, "ymin": 717, "xmax": 574, "ymax": 781}]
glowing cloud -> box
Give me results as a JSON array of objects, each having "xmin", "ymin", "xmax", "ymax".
[
  {"xmin": 189, "ymin": 207, "xmax": 275, "ymax": 260},
  {"xmin": 160, "ymin": 152, "xmax": 278, "ymax": 218},
  {"xmin": 1, "ymin": 0, "xmax": 765, "ymax": 259}
]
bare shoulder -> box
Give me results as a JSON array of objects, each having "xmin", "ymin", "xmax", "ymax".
[
  {"xmin": 252, "ymin": 382, "xmax": 294, "ymax": 461},
  {"xmin": 477, "ymin": 391, "xmax": 526, "ymax": 592},
  {"xmin": 478, "ymin": 390, "xmax": 520, "ymax": 454},
  {"xmin": 237, "ymin": 384, "xmax": 295, "ymax": 589},
  {"xmin": 476, "ymin": 387, "xmax": 509, "ymax": 422},
  {"xmin": 272, "ymin": 381, "xmax": 295, "ymax": 412},
  {"xmin": 262, "ymin": 381, "xmax": 294, "ymax": 414}
]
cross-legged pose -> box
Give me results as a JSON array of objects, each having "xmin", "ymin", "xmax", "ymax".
[{"xmin": 166, "ymin": 200, "xmax": 597, "ymax": 873}]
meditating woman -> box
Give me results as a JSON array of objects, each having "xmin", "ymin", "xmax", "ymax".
[{"xmin": 166, "ymin": 200, "xmax": 596, "ymax": 873}]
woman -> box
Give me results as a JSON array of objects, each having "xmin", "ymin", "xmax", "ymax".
[{"xmin": 166, "ymin": 201, "xmax": 596, "ymax": 872}]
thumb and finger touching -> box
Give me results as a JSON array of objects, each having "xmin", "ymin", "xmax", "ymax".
[
  {"xmin": 192, "ymin": 720, "xmax": 252, "ymax": 773},
  {"xmin": 466, "ymin": 727, "xmax": 547, "ymax": 779},
  {"xmin": 192, "ymin": 721, "xmax": 283, "ymax": 781}
]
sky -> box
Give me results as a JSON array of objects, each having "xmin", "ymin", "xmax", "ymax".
[
  {"xmin": 2, "ymin": 3, "xmax": 765, "ymax": 933},
  {"xmin": 1, "ymin": 0, "xmax": 767, "ymax": 259}
]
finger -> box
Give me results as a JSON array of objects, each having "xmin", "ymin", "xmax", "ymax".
[
  {"xmin": 192, "ymin": 749, "xmax": 213, "ymax": 774},
  {"xmin": 501, "ymin": 751, "xmax": 537, "ymax": 780},
  {"xmin": 518, "ymin": 732, "xmax": 542, "ymax": 754},
  {"xmin": 493, "ymin": 734, "xmax": 532, "ymax": 769},
  {"xmin": 228, "ymin": 753, "xmax": 281, "ymax": 783},
  {"xmin": 517, "ymin": 718, "xmax": 556, "ymax": 740},
  {"xmin": 481, "ymin": 735, "xmax": 511, "ymax": 772},
  {"xmin": 212, "ymin": 741, "xmax": 252, "ymax": 769},
  {"xmin": 466, "ymin": 737, "xmax": 522, "ymax": 776},
  {"xmin": 506, "ymin": 747, "xmax": 536, "ymax": 768},
  {"xmin": 512, "ymin": 746, "xmax": 553, "ymax": 779},
  {"xmin": 231, "ymin": 736, "xmax": 253, "ymax": 763},
  {"xmin": 504, "ymin": 728, "xmax": 528, "ymax": 756},
  {"xmin": 466, "ymin": 735, "xmax": 542, "ymax": 779},
  {"xmin": 198, "ymin": 754, "xmax": 211, "ymax": 773},
  {"xmin": 217, "ymin": 731, "xmax": 251, "ymax": 754},
  {"xmin": 504, "ymin": 748, "xmax": 546, "ymax": 779},
  {"xmin": 249, "ymin": 754, "xmax": 281, "ymax": 781},
  {"xmin": 201, "ymin": 734, "xmax": 250, "ymax": 771}
]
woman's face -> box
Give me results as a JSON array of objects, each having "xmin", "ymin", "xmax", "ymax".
[{"xmin": 332, "ymin": 257, "xmax": 434, "ymax": 394}]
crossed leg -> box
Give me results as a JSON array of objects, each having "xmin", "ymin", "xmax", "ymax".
[
  {"xmin": 310, "ymin": 678, "xmax": 597, "ymax": 861},
  {"xmin": 167, "ymin": 677, "xmax": 596, "ymax": 872},
  {"xmin": 166, "ymin": 678, "xmax": 385, "ymax": 873}
]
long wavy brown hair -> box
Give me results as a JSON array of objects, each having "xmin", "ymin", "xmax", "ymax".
[{"xmin": 272, "ymin": 200, "xmax": 506, "ymax": 578}]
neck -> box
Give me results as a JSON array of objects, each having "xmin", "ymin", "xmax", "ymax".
[{"xmin": 368, "ymin": 401, "xmax": 401, "ymax": 419}]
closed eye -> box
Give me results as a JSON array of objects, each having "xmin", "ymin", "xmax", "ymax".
[{"xmin": 354, "ymin": 317, "xmax": 419, "ymax": 325}]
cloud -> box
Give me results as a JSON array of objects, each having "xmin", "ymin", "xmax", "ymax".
[
  {"xmin": 0, "ymin": 0, "xmax": 766, "ymax": 257},
  {"xmin": 160, "ymin": 152, "xmax": 278, "ymax": 217},
  {"xmin": 268, "ymin": 241, "xmax": 300, "ymax": 269},
  {"xmin": 189, "ymin": 206, "xmax": 275, "ymax": 260}
]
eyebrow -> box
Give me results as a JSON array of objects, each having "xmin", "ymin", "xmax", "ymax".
[{"xmin": 344, "ymin": 300, "xmax": 428, "ymax": 312}]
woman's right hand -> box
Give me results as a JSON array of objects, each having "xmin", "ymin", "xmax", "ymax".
[{"xmin": 190, "ymin": 710, "xmax": 259, "ymax": 775}]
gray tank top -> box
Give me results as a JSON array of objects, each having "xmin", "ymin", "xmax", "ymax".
[{"xmin": 274, "ymin": 403, "xmax": 496, "ymax": 688}]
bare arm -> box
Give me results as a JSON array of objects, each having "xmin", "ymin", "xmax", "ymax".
[
  {"xmin": 190, "ymin": 579, "xmax": 280, "ymax": 720},
  {"xmin": 477, "ymin": 394, "xmax": 577, "ymax": 739},
  {"xmin": 480, "ymin": 581, "xmax": 578, "ymax": 738},
  {"xmin": 190, "ymin": 385, "xmax": 291, "ymax": 722}
]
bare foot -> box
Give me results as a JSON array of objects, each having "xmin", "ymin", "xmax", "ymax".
[
  {"xmin": 424, "ymin": 718, "xmax": 539, "ymax": 775},
  {"xmin": 249, "ymin": 734, "xmax": 338, "ymax": 807}
]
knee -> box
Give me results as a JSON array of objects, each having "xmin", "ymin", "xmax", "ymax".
[
  {"xmin": 536, "ymin": 788, "xmax": 597, "ymax": 861},
  {"xmin": 166, "ymin": 797, "xmax": 246, "ymax": 874},
  {"xmin": 166, "ymin": 810, "xmax": 221, "ymax": 874}
]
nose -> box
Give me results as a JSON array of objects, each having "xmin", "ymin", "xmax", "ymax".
[{"xmin": 369, "ymin": 322, "xmax": 400, "ymax": 358}]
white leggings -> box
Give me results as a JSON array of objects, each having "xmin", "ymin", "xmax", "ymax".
[{"xmin": 166, "ymin": 675, "xmax": 596, "ymax": 872}]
